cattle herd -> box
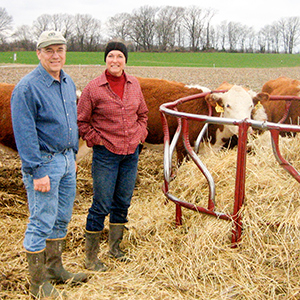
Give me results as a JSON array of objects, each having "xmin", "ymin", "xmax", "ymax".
[{"xmin": 1, "ymin": 74, "xmax": 300, "ymax": 163}]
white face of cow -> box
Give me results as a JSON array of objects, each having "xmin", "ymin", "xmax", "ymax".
[
  {"xmin": 219, "ymin": 85, "xmax": 254, "ymax": 136},
  {"xmin": 207, "ymin": 85, "xmax": 268, "ymax": 150}
]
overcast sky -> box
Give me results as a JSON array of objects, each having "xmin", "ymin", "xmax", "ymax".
[{"xmin": 2, "ymin": 0, "xmax": 300, "ymax": 31}]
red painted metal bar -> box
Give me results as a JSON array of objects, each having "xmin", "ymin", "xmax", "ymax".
[
  {"xmin": 268, "ymin": 95, "xmax": 300, "ymax": 124},
  {"xmin": 175, "ymin": 204, "xmax": 182, "ymax": 226},
  {"xmin": 269, "ymin": 129, "xmax": 300, "ymax": 182},
  {"xmin": 231, "ymin": 121, "xmax": 249, "ymax": 247}
]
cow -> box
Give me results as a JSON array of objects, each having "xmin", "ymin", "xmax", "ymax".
[
  {"xmin": 0, "ymin": 80, "xmax": 268, "ymax": 166},
  {"xmin": 137, "ymin": 78, "xmax": 268, "ymax": 163},
  {"xmin": 261, "ymin": 76, "xmax": 300, "ymax": 125},
  {"xmin": 0, "ymin": 83, "xmax": 16, "ymax": 153}
]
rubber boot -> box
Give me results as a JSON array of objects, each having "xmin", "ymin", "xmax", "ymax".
[
  {"xmin": 46, "ymin": 238, "xmax": 87, "ymax": 284},
  {"xmin": 84, "ymin": 231, "xmax": 107, "ymax": 271},
  {"xmin": 109, "ymin": 224, "xmax": 129, "ymax": 262},
  {"xmin": 26, "ymin": 250, "xmax": 61, "ymax": 299}
]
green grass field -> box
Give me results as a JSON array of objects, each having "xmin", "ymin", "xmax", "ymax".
[{"xmin": 0, "ymin": 51, "xmax": 300, "ymax": 68}]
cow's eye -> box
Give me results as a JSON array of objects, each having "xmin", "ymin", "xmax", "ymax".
[{"xmin": 226, "ymin": 104, "xmax": 230, "ymax": 108}]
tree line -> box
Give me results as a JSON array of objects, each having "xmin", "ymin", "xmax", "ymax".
[{"xmin": 1, "ymin": 6, "xmax": 300, "ymax": 54}]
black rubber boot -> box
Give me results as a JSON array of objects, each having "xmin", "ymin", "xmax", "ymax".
[
  {"xmin": 84, "ymin": 231, "xmax": 107, "ymax": 271},
  {"xmin": 46, "ymin": 239, "xmax": 87, "ymax": 284}
]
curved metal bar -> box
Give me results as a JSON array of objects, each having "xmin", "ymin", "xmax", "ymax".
[
  {"xmin": 269, "ymin": 129, "xmax": 300, "ymax": 183},
  {"xmin": 165, "ymin": 192, "xmax": 231, "ymax": 221},
  {"xmin": 194, "ymin": 100, "xmax": 213, "ymax": 153},
  {"xmin": 169, "ymin": 107, "xmax": 181, "ymax": 159},
  {"xmin": 160, "ymin": 112, "xmax": 172, "ymax": 200},
  {"xmin": 194, "ymin": 123, "xmax": 209, "ymax": 153},
  {"xmin": 279, "ymin": 101, "xmax": 292, "ymax": 124},
  {"xmin": 182, "ymin": 118, "xmax": 216, "ymax": 209}
]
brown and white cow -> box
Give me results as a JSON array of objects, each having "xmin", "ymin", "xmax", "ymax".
[
  {"xmin": 137, "ymin": 78, "xmax": 267, "ymax": 163},
  {"xmin": 0, "ymin": 83, "xmax": 16, "ymax": 153},
  {"xmin": 205, "ymin": 81, "xmax": 268, "ymax": 151},
  {"xmin": 261, "ymin": 76, "xmax": 300, "ymax": 125}
]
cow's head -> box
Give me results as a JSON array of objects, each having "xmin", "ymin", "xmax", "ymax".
[{"xmin": 205, "ymin": 85, "xmax": 268, "ymax": 136}]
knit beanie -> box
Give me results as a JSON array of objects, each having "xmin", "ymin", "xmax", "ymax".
[{"xmin": 104, "ymin": 42, "xmax": 128, "ymax": 62}]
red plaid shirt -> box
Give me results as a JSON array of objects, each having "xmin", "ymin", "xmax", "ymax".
[{"xmin": 77, "ymin": 71, "xmax": 148, "ymax": 155}]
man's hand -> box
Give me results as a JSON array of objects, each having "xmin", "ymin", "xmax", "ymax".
[{"xmin": 34, "ymin": 175, "xmax": 50, "ymax": 192}]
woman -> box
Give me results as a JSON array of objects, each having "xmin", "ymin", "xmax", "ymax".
[{"xmin": 77, "ymin": 41, "xmax": 148, "ymax": 271}]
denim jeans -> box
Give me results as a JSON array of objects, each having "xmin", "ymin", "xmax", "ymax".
[
  {"xmin": 22, "ymin": 149, "xmax": 76, "ymax": 252},
  {"xmin": 86, "ymin": 145, "xmax": 139, "ymax": 232}
]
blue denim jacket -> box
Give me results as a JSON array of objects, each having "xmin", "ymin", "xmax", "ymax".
[{"xmin": 11, "ymin": 63, "xmax": 78, "ymax": 179}]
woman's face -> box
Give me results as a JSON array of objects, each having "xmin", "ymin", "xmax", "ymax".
[{"xmin": 105, "ymin": 50, "xmax": 126, "ymax": 77}]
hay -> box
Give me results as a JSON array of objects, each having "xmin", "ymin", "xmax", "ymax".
[
  {"xmin": 2, "ymin": 65, "xmax": 300, "ymax": 299},
  {"xmin": 2, "ymin": 132, "xmax": 300, "ymax": 299}
]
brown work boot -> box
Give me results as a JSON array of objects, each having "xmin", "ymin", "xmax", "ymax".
[
  {"xmin": 84, "ymin": 231, "xmax": 107, "ymax": 271},
  {"xmin": 46, "ymin": 238, "xmax": 87, "ymax": 284},
  {"xmin": 109, "ymin": 223, "xmax": 130, "ymax": 262},
  {"xmin": 26, "ymin": 250, "xmax": 61, "ymax": 299}
]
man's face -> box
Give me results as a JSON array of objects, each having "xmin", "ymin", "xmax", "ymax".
[{"xmin": 36, "ymin": 44, "xmax": 66, "ymax": 79}]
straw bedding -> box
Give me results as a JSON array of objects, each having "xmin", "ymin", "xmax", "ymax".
[{"xmin": 1, "ymin": 65, "xmax": 300, "ymax": 299}]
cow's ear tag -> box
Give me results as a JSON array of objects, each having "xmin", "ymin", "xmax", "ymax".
[
  {"xmin": 215, "ymin": 103, "xmax": 224, "ymax": 113},
  {"xmin": 255, "ymin": 101, "xmax": 263, "ymax": 109}
]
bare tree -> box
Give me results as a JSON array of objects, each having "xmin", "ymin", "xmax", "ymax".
[
  {"xmin": 245, "ymin": 27, "xmax": 256, "ymax": 52},
  {"xmin": 32, "ymin": 13, "xmax": 76, "ymax": 48},
  {"xmin": 181, "ymin": 6, "xmax": 213, "ymax": 51},
  {"xmin": 32, "ymin": 14, "xmax": 53, "ymax": 39},
  {"xmin": 11, "ymin": 25, "xmax": 35, "ymax": 50},
  {"xmin": 0, "ymin": 7, "xmax": 13, "ymax": 42},
  {"xmin": 277, "ymin": 16, "xmax": 300, "ymax": 54},
  {"xmin": 106, "ymin": 13, "xmax": 131, "ymax": 40},
  {"xmin": 73, "ymin": 14, "xmax": 102, "ymax": 51},
  {"xmin": 217, "ymin": 21, "xmax": 229, "ymax": 51},
  {"xmin": 227, "ymin": 21, "xmax": 245, "ymax": 52},
  {"xmin": 237, "ymin": 25, "xmax": 253, "ymax": 52},
  {"xmin": 271, "ymin": 23, "xmax": 282, "ymax": 53},
  {"xmin": 51, "ymin": 14, "xmax": 75, "ymax": 41},
  {"xmin": 204, "ymin": 8, "xmax": 216, "ymax": 50},
  {"xmin": 155, "ymin": 6, "xmax": 184, "ymax": 51},
  {"xmin": 128, "ymin": 6, "xmax": 158, "ymax": 51},
  {"xmin": 258, "ymin": 25, "xmax": 276, "ymax": 53}
]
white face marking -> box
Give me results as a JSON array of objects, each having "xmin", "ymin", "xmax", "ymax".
[{"xmin": 214, "ymin": 85, "xmax": 258, "ymax": 148}]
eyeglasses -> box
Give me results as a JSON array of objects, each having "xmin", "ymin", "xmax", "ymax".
[{"xmin": 41, "ymin": 48, "xmax": 66, "ymax": 56}]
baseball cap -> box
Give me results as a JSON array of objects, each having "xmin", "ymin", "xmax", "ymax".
[{"xmin": 37, "ymin": 31, "xmax": 66, "ymax": 49}]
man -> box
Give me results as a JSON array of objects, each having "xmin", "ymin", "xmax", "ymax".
[{"xmin": 11, "ymin": 30, "xmax": 87, "ymax": 299}]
